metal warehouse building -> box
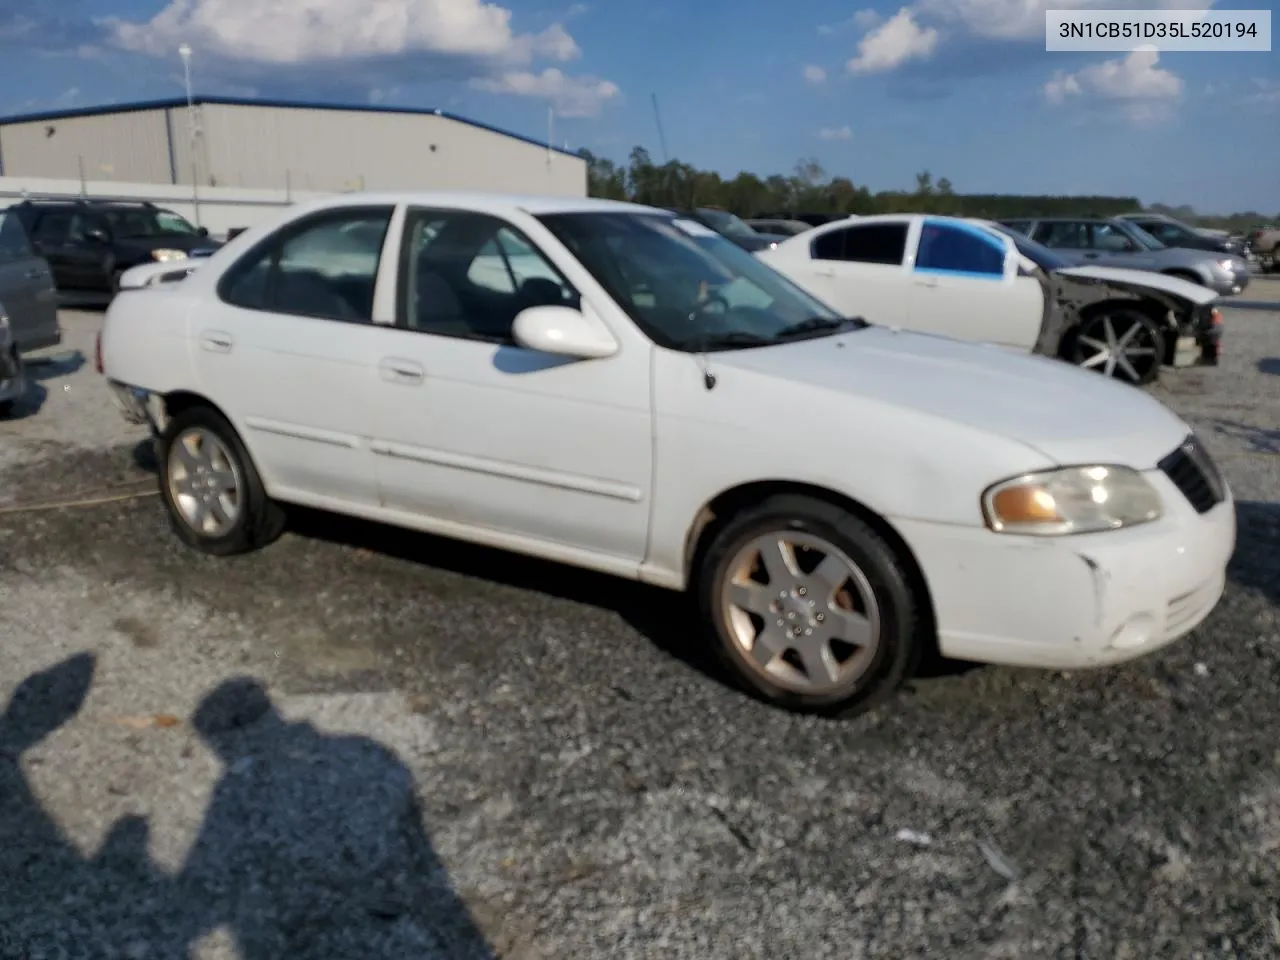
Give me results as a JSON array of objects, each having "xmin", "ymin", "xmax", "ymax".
[{"xmin": 0, "ymin": 96, "xmax": 586, "ymax": 197}]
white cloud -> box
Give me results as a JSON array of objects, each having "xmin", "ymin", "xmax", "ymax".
[
  {"xmin": 852, "ymin": 8, "xmax": 883, "ymax": 29},
  {"xmin": 470, "ymin": 68, "xmax": 619, "ymax": 117},
  {"xmin": 105, "ymin": 0, "xmax": 581, "ymax": 66},
  {"xmin": 803, "ymin": 64, "xmax": 827, "ymax": 85},
  {"xmin": 819, "ymin": 9, "xmax": 881, "ymax": 34},
  {"xmin": 913, "ymin": 0, "xmax": 1213, "ymax": 41},
  {"xmin": 818, "ymin": 125, "xmax": 853, "ymax": 140},
  {"xmin": 1249, "ymin": 77, "xmax": 1280, "ymax": 106},
  {"xmin": 847, "ymin": 8, "xmax": 939, "ymax": 73},
  {"xmin": 565, "ymin": 3, "xmax": 589, "ymax": 16},
  {"xmin": 1044, "ymin": 46, "xmax": 1183, "ymax": 122}
]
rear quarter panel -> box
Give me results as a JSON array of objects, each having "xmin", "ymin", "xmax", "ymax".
[{"xmin": 100, "ymin": 286, "xmax": 198, "ymax": 396}]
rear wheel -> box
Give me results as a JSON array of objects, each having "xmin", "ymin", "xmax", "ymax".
[
  {"xmin": 157, "ymin": 405, "xmax": 286, "ymax": 555},
  {"xmin": 696, "ymin": 494, "xmax": 922, "ymax": 717},
  {"xmin": 1068, "ymin": 308, "xmax": 1164, "ymax": 386}
]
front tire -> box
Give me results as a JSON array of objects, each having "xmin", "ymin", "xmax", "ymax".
[
  {"xmin": 696, "ymin": 494, "xmax": 922, "ymax": 717},
  {"xmin": 1067, "ymin": 308, "xmax": 1164, "ymax": 386},
  {"xmin": 157, "ymin": 406, "xmax": 285, "ymax": 556}
]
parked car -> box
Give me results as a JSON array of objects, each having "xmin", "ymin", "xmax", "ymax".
[
  {"xmin": 756, "ymin": 212, "xmax": 849, "ymax": 228},
  {"xmin": 999, "ymin": 217, "xmax": 1251, "ymax": 296},
  {"xmin": 747, "ymin": 218, "xmax": 814, "ymax": 237},
  {"xmin": 1247, "ymin": 225, "xmax": 1280, "ymax": 272},
  {"xmin": 756, "ymin": 214, "xmax": 1220, "ymax": 385},
  {"xmin": 98, "ymin": 193, "xmax": 1235, "ymax": 717},
  {"xmin": 1114, "ymin": 212, "xmax": 1250, "ymax": 258},
  {"xmin": 671, "ymin": 208, "xmax": 788, "ymax": 251},
  {"xmin": 9, "ymin": 199, "xmax": 222, "ymax": 300},
  {"xmin": 0, "ymin": 207, "xmax": 61, "ymax": 415}
]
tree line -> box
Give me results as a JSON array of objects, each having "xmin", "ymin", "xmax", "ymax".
[{"xmin": 576, "ymin": 146, "xmax": 1275, "ymax": 230}]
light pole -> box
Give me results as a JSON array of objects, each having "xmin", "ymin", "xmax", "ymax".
[{"xmin": 178, "ymin": 43, "xmax": 201, "ymax": 227}]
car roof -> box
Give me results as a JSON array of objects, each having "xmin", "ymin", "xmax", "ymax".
[{"xmin": 287, "ymin": 191, "xmax": 662, "ymax": 218}]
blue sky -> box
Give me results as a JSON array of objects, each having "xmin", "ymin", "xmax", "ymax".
[{"xmin": 1, "ymin": 0, "xmax": 1276, "ymax": 213}]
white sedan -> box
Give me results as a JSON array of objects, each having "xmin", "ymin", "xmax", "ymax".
[
  {"xmin": 757, "ymin": 213, "xmax": 1222, "ymax": 385},
  {"xmin": 98, "ymin": 193, "xmax": 1235, "ymax": 716}
]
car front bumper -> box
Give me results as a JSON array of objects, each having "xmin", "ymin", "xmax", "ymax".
[
  {"xmin": 893, "ymin": 471, "xmax": 1235, "ymax": 670},
  {"xmin": 1208, "ymin": 271, "xmax": 1250, "ymax": 296}
]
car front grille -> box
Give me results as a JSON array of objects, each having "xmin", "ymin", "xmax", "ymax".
[{"xmin": 1158, "ymin": 434, "xmax": 1226, "ymax": 514}]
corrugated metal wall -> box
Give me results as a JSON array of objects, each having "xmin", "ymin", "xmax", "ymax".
[
  {"xmin": 0, "ymin": 103, "xmax": 587, "ymax": 198},
  {"xmin": 0, "ymin": 109, "xmax": 174, "ymax": 183},
  {"xmin": 172, "ymin": 104, "xmax": 586, "ymax": 196}
]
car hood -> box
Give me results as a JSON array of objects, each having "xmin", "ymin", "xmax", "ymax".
[
  {"xmin": 1053, "ymin": 264, "xmax": 1217, "ymax": 306},
  {"xmin": 711, "ymin": 326, "xmax": 1190, "ymax": 468},
  {"xmin": 118, "ymin": 235, "xmax": 222, "ymax": 255}
]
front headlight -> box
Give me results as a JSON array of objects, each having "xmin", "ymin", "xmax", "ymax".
[
  {"xmin": 982, "ymin": 465, "xmax": 1162, "ymax": 536},
  {"xmin": 151, "ymin": 249, "xmax": 188, "ymax": 262}
]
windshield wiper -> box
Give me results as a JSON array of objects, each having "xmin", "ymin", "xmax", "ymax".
[{"xmin": 771, "ymin": 316, "xmax": 867, "ymax": 341}]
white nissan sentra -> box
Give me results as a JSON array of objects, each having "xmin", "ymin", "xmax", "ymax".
[{"xmin": 98, "ymin": 194, "xmax": 1236, "ymax": 716}]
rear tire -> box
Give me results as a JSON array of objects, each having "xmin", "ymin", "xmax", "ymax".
[
  {"xmin": 695, "ymin": 494, "xmax": 922, "ymax": 718},
  {"xmin": 157, "ymin": 405, "xmax": 285, "ymax": 556}
]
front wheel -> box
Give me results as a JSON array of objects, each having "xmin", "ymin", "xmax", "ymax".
[
  {"xmin": 696, "ymin": 494, "xmax": 923, "ymax": 717},
  {"xmin": 1067, "ymin": 308, "xmax": 1164, "ymax": 386},
  {"xmin": 157, "ymin": 406, "xmax": 286, "ymax": 556}
]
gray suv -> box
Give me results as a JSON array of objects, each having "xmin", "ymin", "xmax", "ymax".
[
  {"xmin": 998, "ymin": 217, "xmax": 1251, "ymax": 297},
  {"xmin": 1, "ymin": 207, "xmax": 61, "ymax": 416}
]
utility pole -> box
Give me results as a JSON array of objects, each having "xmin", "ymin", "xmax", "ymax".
[{"xmin": 178, "ymin": 43, "xmax": 201, "ymax": 227}]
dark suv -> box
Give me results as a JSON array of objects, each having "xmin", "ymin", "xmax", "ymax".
[{"xmin": 9, "ymin": 199, "xmax": 221, "ymax": 299}]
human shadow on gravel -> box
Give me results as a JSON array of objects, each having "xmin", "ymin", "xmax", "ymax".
[
  {"xmin": 1257, "ymin": 358, "xmax": 1280, "ymax": 377},
  {"xmin": 1229, "ymin": 500, "xmax": 1280, "ymax": 608},
  {"xmin": 0, "ymin": 660, "xmax": 495, "ymax": 959}
]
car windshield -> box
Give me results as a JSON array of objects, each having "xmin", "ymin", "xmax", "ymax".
[
  {"xmin": 696, "ymin": 208, "xmax": 757, "ymax": 239},
  {"xmin": 536, "ymin": 211, "xmax": 863, "ymax": 352},
  {"xmin": 984, "ymin": 222, "xmax": 1072, "ymax": 270},
  {"xmin": 1115, "ymin": 219, "xmax": 1165, "ymax": 251},
  {"xmin": 104, "ymin": 208, "xmax": 200, "ymax": 238}
]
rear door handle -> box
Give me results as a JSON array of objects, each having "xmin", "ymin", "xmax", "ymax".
[
  {"xmin": 199, "ymin": 330, "xmax": 233, "ymax": 353},
  {"xmin": 25, "ymin": 268, "xmax": 48, "ymax": 280},
  {"xmin": 913, "ymin": 276, "xmax": 939, "ymax": 288},
  {"xmin": 812, "ymin": 267, "xmax": 835, "ymax": 278},
  {"xmin": 379, "ymin": 358, "xmax": 425, "ymax": 384}
]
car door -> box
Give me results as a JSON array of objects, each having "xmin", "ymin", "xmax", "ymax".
[
  {"xmin": 904, "ymin": 218, "xmax": 1043, "ymax": 350},
  {"xmin": 367, "ymin": 206, "xmax": 653, "ymax": 563},
  {"xmin": 786, "ymin": 219, "xmax": 913, "ymax": 326},
  {"xmin": 192, "ymin": 204, "xmax": 396, "ymax": 508},
  {"xmin": 0, "ymin": 210, "xmax": 58, "ymax": 350},
  {"xmin": 28, "ymin": 210, "xmax": 77, "ymax": 289}
]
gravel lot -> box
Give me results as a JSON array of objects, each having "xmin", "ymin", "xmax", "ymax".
[{"xmin": 1, "ymin": 301, "xmax": 1278, "ymax": 959}]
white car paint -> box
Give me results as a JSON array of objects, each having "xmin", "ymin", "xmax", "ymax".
[
  {"xmin": 100, "ymin": 191, "xmax": 1235, "ymax": 679},
  {"xmin": 759, "ymin": 213, "xmax": 1217, "ymax": 355}
]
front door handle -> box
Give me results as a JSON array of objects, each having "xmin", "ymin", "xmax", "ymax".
[
  {"xmin": 379, "ymin": 358, "xmax": 425, "ymax": 384},
  {"xmin": 913, "ymin": 276, "xmax": 939, "ymax": 288},
  {"xmin": 812, "ymin": 266, "xmax": 835, "ymax": 278},
  {"xmin": 1083, "ymin": 252, "xmax": 1100, "ymax": 259},
  {"xmin": 25, "ymin": 268, "xmax": 48, "ymax": 280},
  {"xmin": 199, "ymin": 330, "xmax": 233, "ymax": 353}
]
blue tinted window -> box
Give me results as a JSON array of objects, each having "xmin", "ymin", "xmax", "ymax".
[{"xmin": 915, "ymin": 221, "xmax": 1005, "ymax": 277}]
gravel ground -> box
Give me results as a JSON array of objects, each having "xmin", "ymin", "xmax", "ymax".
[{"xmin": 1, "ymin": 306, "xmax": 1278, "ymax": 959}]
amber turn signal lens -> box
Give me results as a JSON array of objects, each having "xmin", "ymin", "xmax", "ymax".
[{"xmin": 990, "ymin": 485, "xmax": 1060, "ymax": 524}]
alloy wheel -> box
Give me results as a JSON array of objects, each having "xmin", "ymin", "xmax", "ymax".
[
  {"xmin": 166, "ymin": 427, "xmax": 243, "ymax": 537},
  {"xmin": 1074, "ymin": 312, "xmax": 1160, "ymax": 384},
  {"xmin": 718, "ymin": 531, "xmax": 882, "ymax": 694}
]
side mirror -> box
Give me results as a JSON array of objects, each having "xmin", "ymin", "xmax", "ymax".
[
  {"xmin": 85, "ymin": 228, "xmax": 110, "ymax": 244},
  {"xmin": 197, "ymin": 226, "xmax": 210, "ymax": 237},
  {"xmin": 512, "ymin": 305, "xmax": 618, "ymax": 359}
]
